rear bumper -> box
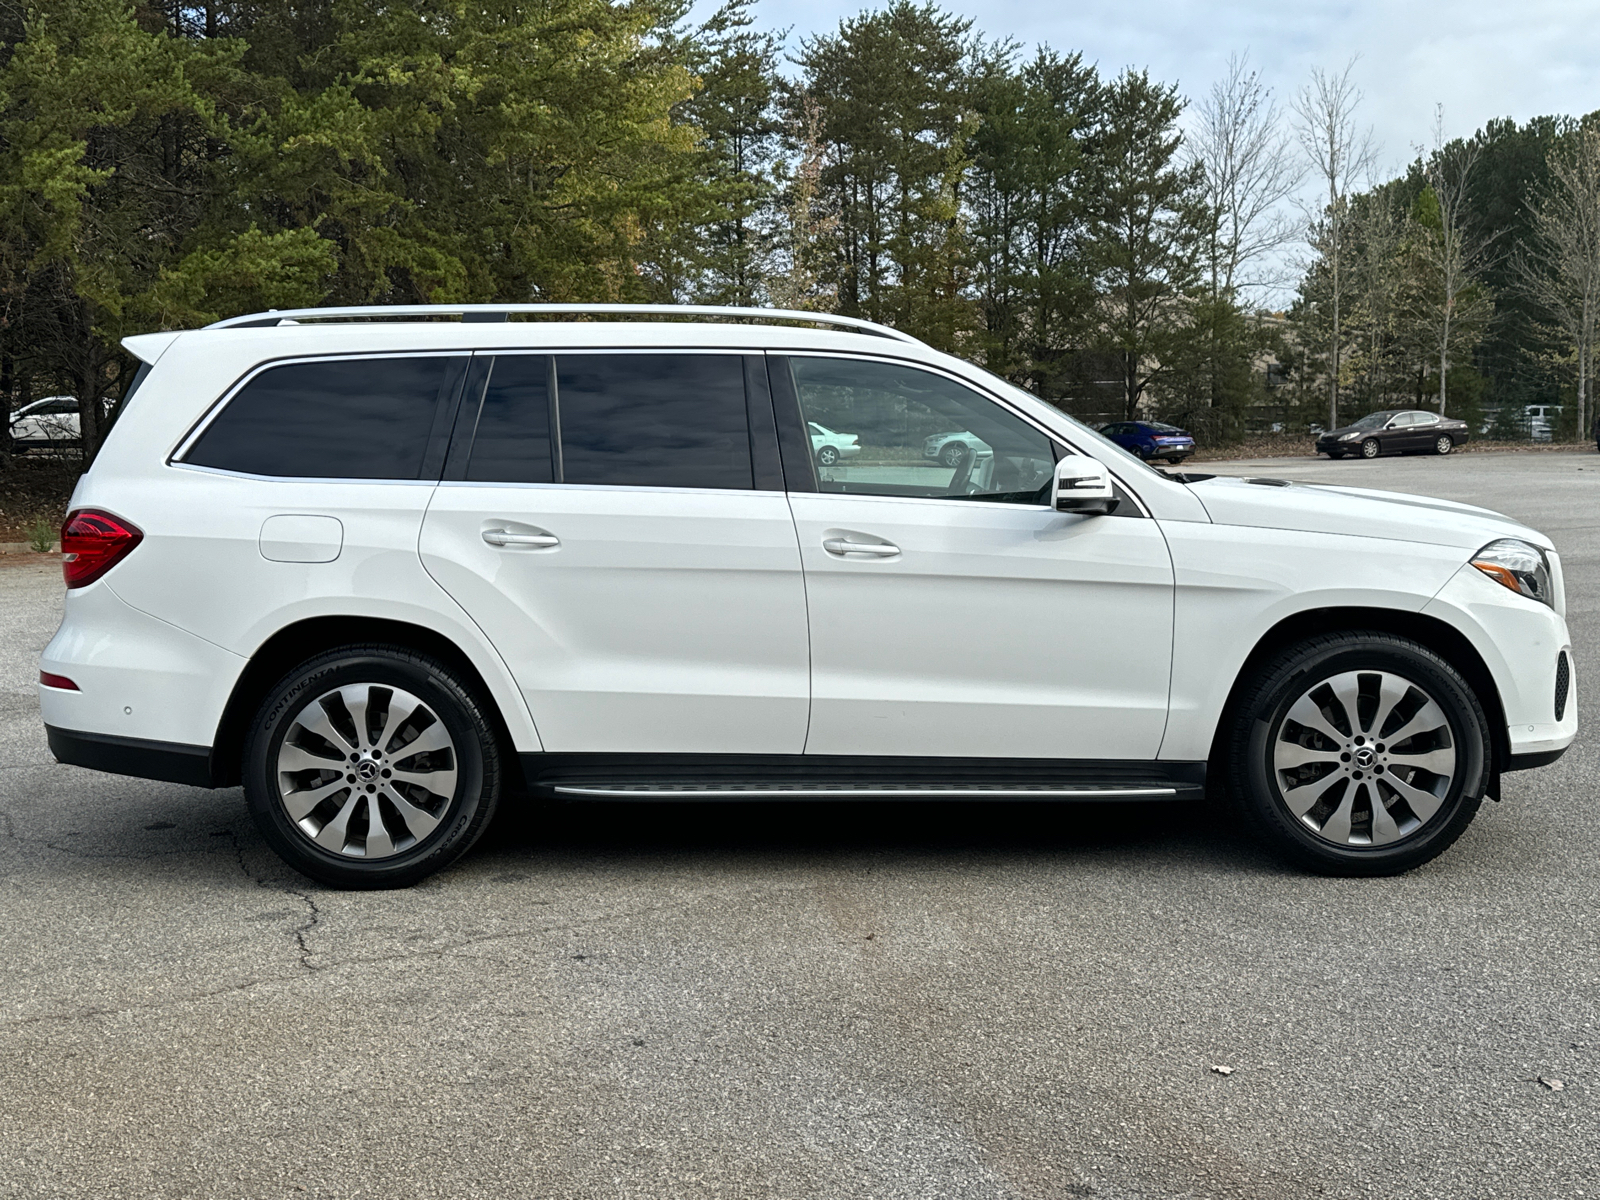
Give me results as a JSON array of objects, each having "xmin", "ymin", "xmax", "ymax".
[
  {"xmin": 1506, "ymin": 746, "xmax": 1568, "ymax": 773},
  {"xmin": 46, "ymin": 725, "xmax": 215, "ymax": 787}
]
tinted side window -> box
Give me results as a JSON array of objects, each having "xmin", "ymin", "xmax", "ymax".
[
  {"xmin": 186, "ymin": 357, "xmax": 458, "ymax": 479},
  {"xmin": 556, "ymin": 355, "xmax": 751, "ymax": 490},
  {"xmin": 465, "ymin": 355, "xmax": 554, "ymax": 484},
  {"xmin": 789, "ymin": 357, "xmax": 1055, "ymax": 503}
]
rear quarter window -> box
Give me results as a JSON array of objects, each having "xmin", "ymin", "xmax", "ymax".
[{"xmin": 183, "ymin": 356, "xmax": 462, "ymax": 479}]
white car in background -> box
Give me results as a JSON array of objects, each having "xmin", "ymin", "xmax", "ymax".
[
  {"xmin": 9, "ymin": 396, "xmax": 80, "ymax": 448},
  {"xmin": 808, "ymin": 421, "xmax": 860, "ymax": 466},
  {"xmin": 1525, "ymin": 405, "xmax": 1561, "ymax": 442},
  {"xmin": 924, "ymin": 430, "xmax": 990, "ymax": 467}
]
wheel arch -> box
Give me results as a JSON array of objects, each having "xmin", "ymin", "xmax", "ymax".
[
  {"xmin": 1205, "ymin": 605, "xmax": 1509, "ymax": 782},
  {"xmin": 209, "ymin": 616, "xmax": 526, "ymax": 789}
]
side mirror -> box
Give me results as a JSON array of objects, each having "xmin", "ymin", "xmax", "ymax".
[{"xmin": 1053, "ymin": 455, "xmax": 1119, "ymax": 515}]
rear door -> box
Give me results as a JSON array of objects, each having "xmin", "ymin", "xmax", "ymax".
[
  {"xmin": 419, "ymin": 351, "xmax": 810, "ymax": 754},
  {"xmin": 1414, "ymin": 412, "xmax": 1452, "ymax": 451}
]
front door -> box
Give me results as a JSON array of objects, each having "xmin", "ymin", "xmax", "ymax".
[
  {"xmin": 420, "ymin": 352, "xmax": 810, "ymax": 754},
  {"xmin": 776, "ymin": 354, "xmax": 1175, "ymax": 761}
]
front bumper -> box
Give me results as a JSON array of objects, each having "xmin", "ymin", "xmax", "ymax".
[{"xmin": 1422, "ymin": 562, "xmax": 1578, "ymax": 768}]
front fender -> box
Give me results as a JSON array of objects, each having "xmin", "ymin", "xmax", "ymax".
[{"xmin": 1157, "ymin": 522, "xmax": 1470, "ymax": 761}]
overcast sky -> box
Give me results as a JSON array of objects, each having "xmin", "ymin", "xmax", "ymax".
[{"xmin": 738, "ymin": 0, "xmax": 1600, "ymax": 179}]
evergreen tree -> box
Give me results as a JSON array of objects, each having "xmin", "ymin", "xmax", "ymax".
[
  {"xmin": 968, "ymin": 48, "xmax": 1101, "ymax": 398},
  {"xmin": 793, "ymin": 1, "xmax": 977, "ymax": 349},
  {"xmin": 1083, "ymin": 69, "xmax": 1208, "ymax": 419}
]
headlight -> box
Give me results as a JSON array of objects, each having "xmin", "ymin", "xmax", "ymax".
[
  {"xmin": 1471, "ymin": 539, "xmax": 1553, "ymax": 606},
  {"xmin": 1340, "ymin": 431, "xmax": 1364, "ymax": 441}
]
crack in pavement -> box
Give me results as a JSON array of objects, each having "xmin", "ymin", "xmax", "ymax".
[
  {"xmin": 0, "ymin": 886, "xmax": 765, "ymax": 1030},
  {"xmin": 219, "ymin": 827, "xmax": 321, "ymax": 972}
]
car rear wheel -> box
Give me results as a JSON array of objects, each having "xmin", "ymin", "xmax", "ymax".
[
  {"xmin": 1434, "ymin": 435, "xmax": 1454, "ymax": 455},
  {"xmin": 816, "ymin": 445, "xmax": 839, "ymax": 467},
  {"xmin": 1360, "ymin": 438, "xmax": 1380, "ymax": 459},
  {"xmin": 243, "ymin": 644, "xmax": 503, "ymax": 888},
  {"xmin": 1225, "ymin": 632, "xmax": 1489, "ymax": 875}
]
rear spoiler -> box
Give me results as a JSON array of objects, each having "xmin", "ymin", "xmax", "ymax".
[{"xmin": 122, "ymin": 332, "xmax": 181, "ymax": 365}]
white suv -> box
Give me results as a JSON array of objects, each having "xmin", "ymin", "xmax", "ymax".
[{"xmin": 40, "ymin": 305, "xmax": 1577, "ymax": 887}]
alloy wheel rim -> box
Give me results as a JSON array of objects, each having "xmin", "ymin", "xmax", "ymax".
[
  {"xmin": 1271, "ymin": 669, "xmax": 1457, "ymax": 846},
  {"xmin": 1437, "ymin": 437, "xmax": 1452, "ymax": 454},
  {"xmin": 1363, "ymin": 440, "xmax": 1378, "ymax": 457},
  {"xmin": 275, "ymin": 683, "xmax": 458, "ymax": 859}
]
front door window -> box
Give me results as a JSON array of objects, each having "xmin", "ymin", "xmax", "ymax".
[{"xmin": 789, "ymin": 356, "xmax": 1056, "ymax": 505}]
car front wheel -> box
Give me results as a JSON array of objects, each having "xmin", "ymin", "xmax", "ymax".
[
  {"xmin": 1360, "ymin": 438, "xmax": 1380, "ymax": 459},
  {"xmin": 941, "ymin": 443, "xmax": 967, "ymax": 467},
  {"xmin": 243, "ymin": 644, "xmax": 503, "ymax": 888},
  {"xmin": 1225, "ymin": 632, "xmax": 1489, "ymax": 875}
]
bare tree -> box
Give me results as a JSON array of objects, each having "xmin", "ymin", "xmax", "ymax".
[
  {"xmin": 1410, "ymin": 108, "xmax": 1495, "ymax": 416},
  {"xmin": 1293, "ymin": 59, "xmax": 1376, "ymax": 428},
  {"xmin": 769, "ymin": 94, "xmax": 839, "ymax": 313},
  {"xmin": 1190, "ymin": 52, "xmax": 1302, "ymax": 300},
  {"xmin": 1521, "ymin": 125, "xmax": 1600, "ymax": 440},
  {"xmin": 1347, "ymin": 187, "xmax": 1406, "ymax": 407}
]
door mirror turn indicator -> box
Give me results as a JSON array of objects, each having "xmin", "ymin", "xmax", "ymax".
[{"xmin": 1053, "ymin": 455, "xmax": 1118, "ymax": 515}]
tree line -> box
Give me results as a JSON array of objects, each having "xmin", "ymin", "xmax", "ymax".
[{"xmin": 3, "ymin": 0, "xmax": 1598, "ymax": 463}]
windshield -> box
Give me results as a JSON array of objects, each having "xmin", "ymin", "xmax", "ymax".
[
  {"xmin": 1146, "ymin": 421, "xmax": 1185, "ymax": 434},
  {"xmin": 1350, "ymin": 411, "xmax": 1394, "ymax": 430}
]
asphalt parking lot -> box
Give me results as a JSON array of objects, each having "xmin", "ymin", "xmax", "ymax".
[{"xmin": 2, "ymin": 450, "xmax": 1597, "ymax": 1200}]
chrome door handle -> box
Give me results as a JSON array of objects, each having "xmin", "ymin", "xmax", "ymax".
[
  {"xmin": 823, "ymin": 538, "xmax": 899, "ymax": 557},
  {"xmin": 483, "ymin": 529, "xmax": 560, "ymax": 548}
]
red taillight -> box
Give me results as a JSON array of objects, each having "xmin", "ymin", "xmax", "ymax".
[
  {"xmin": 61, "ymin": 509, "xmax": 143, "ymax": 589},
  {"xmin": 39, "ymin": 671, "xmax": 79, "ymax": 691}
]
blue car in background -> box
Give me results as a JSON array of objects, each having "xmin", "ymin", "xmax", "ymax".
[{"xmin": 1099, "ymin": 420, "xmax": 1196, "ymax": 464}]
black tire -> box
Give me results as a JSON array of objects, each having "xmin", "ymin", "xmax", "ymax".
[
  {"xmin": 1434, "ymin": 435, "xmax": 1454, "ymax": 456},
  {"xmin": 1225, "ymin": 632, "xmax": 1489, "ymax": 876},
  {"xmin": 941, "ymin": 442, "xmax": 968, "ymax": 468},
  {"xmin": 243, "ymin": 644, "xmax": 503, "ymax": 889},
  {"xmin": 1360, "ymin": 438, "xmax": 1380, "ymax": 459},
  {"xmin": 816, "ymin": 445, "xmax": 839, "ymax": 467},
  {"xmin": 1165, "ymin": 456, "xmax": 1185, "ymax": 465}
]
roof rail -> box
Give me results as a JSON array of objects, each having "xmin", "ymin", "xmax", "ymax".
[{"xmin": 204, "ymin": 303, "xmax": 924, "ymax": 344}]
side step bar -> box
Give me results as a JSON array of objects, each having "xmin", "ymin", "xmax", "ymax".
[
  {"xmin": 553, "ymin": 782, "xmax": 1179, "ymax": 800},
  {"xmin": 520, "ymin": 754, "xmax": 1208, "ymax": 801}
]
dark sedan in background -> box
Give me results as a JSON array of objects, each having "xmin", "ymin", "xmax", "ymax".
[
  {"xmin": 1100, "ymin": 420, "xmax": 1196, "ymax": 463},
  {"xmin": 1316, "ymin": 409, "xmax": 1469, "ymax": 459}
]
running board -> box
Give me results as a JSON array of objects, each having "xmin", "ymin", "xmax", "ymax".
[
  {"xmin": 521, "ymin": 754, "xmax": 1207, "ymax": 801},
  {"xmin": 552, "ymin": 782, "xmax": 1180, "ymax": 800}
]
